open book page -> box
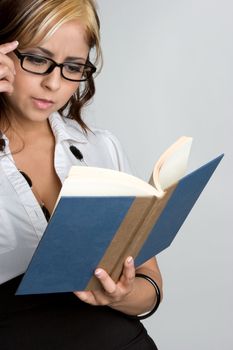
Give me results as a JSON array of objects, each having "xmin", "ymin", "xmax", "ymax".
[
  {"xmin": 150, "ymin": 136, "xmax": 193, "ymax": 194},
  {"xmin": 60, "ymin": 167, "xmax": 161, "ymax": 197},
  {"xmin": 56, "ymin": 136, "xmax": 192, "ymax": 206}
]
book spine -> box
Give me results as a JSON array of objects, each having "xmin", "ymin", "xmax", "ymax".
[
  {"xmin": 86, "ymin": 185, "xmax": 176, "ymax": 290},
  {"xmin": 86, "ymin": 197, "xmax": 154, "ymax": 290}
]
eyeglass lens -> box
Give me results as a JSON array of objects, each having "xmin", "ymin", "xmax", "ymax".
[{"xmin": 22, "ymin": 54, "xmax": 94, "ymax": 81}]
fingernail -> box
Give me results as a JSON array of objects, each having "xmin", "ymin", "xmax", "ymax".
[
  {"xmin": 12, "ymin": 40, "xmax": 19, "ymax": 46},
  {"xmin": 95, "ymin": 269, "xmax": 102, "ymax": 277},
  {"xmin": 127, "ymin": 256, "xmax": 133, "ymax": 265}
]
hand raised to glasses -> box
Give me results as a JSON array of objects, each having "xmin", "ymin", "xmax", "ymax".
[{"xmin": 0, "ymin": 41, "xmax": 18, "ymax": 94}]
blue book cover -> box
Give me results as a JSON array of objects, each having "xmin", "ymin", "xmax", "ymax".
[{"xmin": 16, "ymin": 154, "xmax": 223, "ymax": 295}]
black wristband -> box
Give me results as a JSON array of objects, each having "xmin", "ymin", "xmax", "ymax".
[{"xmin": 135, "ymin": 273, "xmax": 161, "ymax": 320}]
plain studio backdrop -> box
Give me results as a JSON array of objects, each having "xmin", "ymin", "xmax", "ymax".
[{"xmin": 85, "ymin": 1, "xmax": 232, "ymax": 349}]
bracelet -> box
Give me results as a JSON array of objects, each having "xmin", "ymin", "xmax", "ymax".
[{"xmin": 134, "ymin": 273, "xmax": 161, "ymax": 320}]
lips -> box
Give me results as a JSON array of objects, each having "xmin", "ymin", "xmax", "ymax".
[{"xmin": 32, "ymin": 97, "xmax": 55, "ymax": 110}]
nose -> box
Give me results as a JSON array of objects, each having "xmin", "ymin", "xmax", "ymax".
[{"xmin": 41, "ymin": 66, "xmax": 62, "ymax": 91}]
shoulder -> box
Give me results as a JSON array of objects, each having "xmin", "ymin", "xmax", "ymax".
[
  {"xmin": 88, "ymin": 127, "xmax": 124, "ymax": 154},
  {"xmin": 86, "ymin": 127, "xmax": 133, "ymax": 174}
]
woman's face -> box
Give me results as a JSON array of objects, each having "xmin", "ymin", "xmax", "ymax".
[{"xmin": 6, "ymin": 20, "xmax": 90, "ymax": 125}]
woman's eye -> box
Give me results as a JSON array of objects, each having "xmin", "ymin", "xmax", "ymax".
[
  {"xmin": 25, "ymin": 55, "xmax": 48, "ymax": 65},
  {"xmin": 65, "ymin": 64, "xmax": 84, "ymax": 73}
]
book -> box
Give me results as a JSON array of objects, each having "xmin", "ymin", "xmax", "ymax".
[{"xmin": 16, "ymin": 136, "xmax": 223, "ymax": 295}]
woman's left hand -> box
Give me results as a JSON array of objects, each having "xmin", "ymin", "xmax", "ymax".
[{"xmin": 74, "ymin": 256, "xmax": 135, "ymax": 306}]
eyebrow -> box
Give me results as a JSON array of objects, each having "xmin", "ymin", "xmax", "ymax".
[{"xmin": 35, "ymin": 46, "xmax": 86, "ymax": 62}]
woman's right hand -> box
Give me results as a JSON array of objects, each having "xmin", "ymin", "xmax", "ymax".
[{"xmin": 0, "ymin": 41, "xmax": 18, "ymax": 94}]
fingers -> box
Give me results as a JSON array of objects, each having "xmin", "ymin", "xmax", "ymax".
[
  {"xmin": 91, "ymin": 257, "xmax": 135, "ymax": 300},
  {"xmin": 0, "ymin": 41, "xmax": 18, "ymax": 94},
  {"xmin": 0, "ymin": 80, "xmax": 14, "ymax": 94},
  {"xmin": 74, "ymin": 291, "xmax": 97, "ymax": 304},
  {"xmin": 94, "ymin": 268, "xmax": 117, "ymax": 294},
  {"xmin": 74, "ymin": 257, "xmax": 136, "ymax": 307},
  {"xmin": 0, "ymin": 64, "xmax": 15, "ymax": 94},
  {"xmin": 121, "ymin": 256, "xmax": 135, "ymax": 284},
  {"xmin": 73, "ymin": 270, "xmax": 118, "ymax": 306},
  {"xmin": 0, "ymin": 41, "xmax": 19, "ymax": 55},
  {"xmin": 0, "ymin": 64, "xmax": 15, "ymax": 84},
  {"xmin": 94, "ymin": 256, "xmax": 135, "ymax": 294}
]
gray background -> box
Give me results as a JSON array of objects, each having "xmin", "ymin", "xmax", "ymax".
[{"xmin": 86, "ymin": 1, "xmax": 232, "ymax": 349}]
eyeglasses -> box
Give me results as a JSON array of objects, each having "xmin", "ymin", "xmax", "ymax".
[
  {"xmin": 14, "ymin": 49, "xmax": 96, "ymax": 82},
  {"xmin": 19, "ymin": 170, "xmax": 51, "ymax": 222}
]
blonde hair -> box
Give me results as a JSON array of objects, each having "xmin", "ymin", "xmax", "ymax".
[{"xmin": 0, "ymin": 0, "xmax": 102, "ymax": 131}]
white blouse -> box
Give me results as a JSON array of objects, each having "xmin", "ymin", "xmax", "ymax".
[{"xmin": 0, "ymin": 112, "xmax": 132, "ymax": 284}]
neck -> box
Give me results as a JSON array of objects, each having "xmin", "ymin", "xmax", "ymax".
[
  {"xmin": 6, "ymin": 116, "xmax": 53, "ymax": 141},
  {"xmin": 3, "ymin": 116, "xmax": 55, "ymax": 155},
  {"xmin": 11, "ymin": 117, "xmax": 51, "ymax": 134}
]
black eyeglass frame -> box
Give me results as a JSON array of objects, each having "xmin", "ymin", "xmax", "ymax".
[{"xmin": 14, "ymin": 49, "xmax": 97, "ymax": 82}]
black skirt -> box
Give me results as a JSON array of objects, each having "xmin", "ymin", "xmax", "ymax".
[{"xmin": 0, "ymin": 275, "xmax": 158, "ymax": 350}]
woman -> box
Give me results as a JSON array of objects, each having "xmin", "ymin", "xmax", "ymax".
[{"xmin": 0, "ymin": 0, "xmax": 162, "ymax": 349}]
